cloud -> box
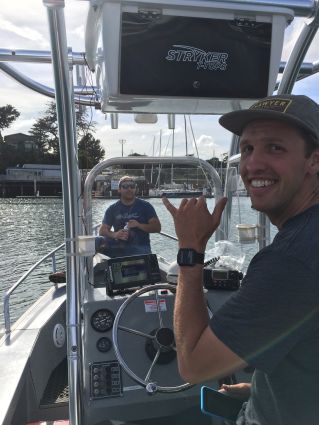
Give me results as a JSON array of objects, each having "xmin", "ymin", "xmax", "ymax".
[
  {"xmin": 281, "ymin": 19, "xmax": 304, "ymax": 61},
  {"xmin": 93, "ymin": 113, "xmax": 233, "ymax": 159},
  {"xmin": 69, "ymin": 25, "xmax": 86, "ymax": 47},
  {"xmin": 196, "ymin": 134, "xmax": 215, "ymax": 148},
  {"xmin": 0, "ymin": 15, "xmax": 49, "ymax": 48},
  {"xmin": 3, "ymin": 118, "xmax": 36, "ymax": 137},
  {"xmin": 195, "ymin": 134, "xmax": 217, "ymax": 158}
]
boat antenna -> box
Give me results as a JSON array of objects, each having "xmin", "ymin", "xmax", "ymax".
[
  {"xmin": 163, "ymin": 133, "xmax": 171, "ymax": 155},
  {"xmin": 150, "ymin": 136, "xmax": 155, "ymax": 185},
  {"xmin": 171, "ymin": 128, "xmax": 175, "ymax": 184},
  {"xmin": 188, "ymin": 115, "xmax": 214, "ymax": 194},
  {"xmin": 184, "ymin": 115, "xmax": 188, "ymax": 156}
]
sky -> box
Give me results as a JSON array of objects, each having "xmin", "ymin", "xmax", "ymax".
[{"xmin": 1, "ymin": 1, "xmax": 319, "ymax": 161}]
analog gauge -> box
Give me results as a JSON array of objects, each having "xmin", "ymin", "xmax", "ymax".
[
  {"xmin": 91, "ymin": 309, "xmax": 115, "ymax": 332},
  {"xmin": 96, "ymin": 337, "xmax": 112, "ymax": 353}
]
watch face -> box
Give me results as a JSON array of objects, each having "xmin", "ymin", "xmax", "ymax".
[
  {"xmin": 177, "ymin": 249, "xmax": 204, "ymax": 266},
  {"xmin": 178, "ymin": 249, "xmax": 195, "ymax": 265}
]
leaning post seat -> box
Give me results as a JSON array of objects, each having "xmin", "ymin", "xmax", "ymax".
[{"xmin": 85, "ymin": 0, "xmax": 295, "ymax": 116}]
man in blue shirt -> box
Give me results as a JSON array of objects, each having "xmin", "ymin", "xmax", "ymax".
[{"xmin": 98, "ymin": 176, "xmax": 161, "ymax": 257}]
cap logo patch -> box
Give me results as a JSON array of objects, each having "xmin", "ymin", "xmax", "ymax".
[{"xmin": 250, "ymin": 98, "xmax": 292, "ymax": 113}]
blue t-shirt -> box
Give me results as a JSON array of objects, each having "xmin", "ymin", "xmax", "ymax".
[
  {"xmin": 210, "ymin": 204, "xmax": 319, "ymax": 425},
  {"xmin": 102, "ymin": 198, "xmax": 158, "ymax": 257}
]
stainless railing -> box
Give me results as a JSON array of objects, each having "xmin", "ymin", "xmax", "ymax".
[
  {"xmin": 3, "ymin": 243, "xmax": 65, "ymax": 335},
  {"xmin": 93, "ymin": 223, "xmax": 178, "ymax": 242}
]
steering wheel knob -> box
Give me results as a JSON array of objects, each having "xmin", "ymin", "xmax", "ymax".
[{"xmin": 146, "ymin": 382, "xmax": 158, "ymax": 394}]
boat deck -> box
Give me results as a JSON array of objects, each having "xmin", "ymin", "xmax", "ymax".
[{"xmin": 40, "ymin": 358, "xmax": 68, "ymax": 407}]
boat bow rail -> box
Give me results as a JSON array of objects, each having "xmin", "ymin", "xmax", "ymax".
[{"xmin": 3, "ymin": 243, "xmax": 65, "ymax": 335}]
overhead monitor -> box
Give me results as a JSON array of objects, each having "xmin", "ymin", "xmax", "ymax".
[
  {"xmin": 120, "ymin": 14, "xmax": 271, "ymax": 99},
  {"xmin": 86, "ymin": 0, "xmax": 294, "ymax": 114}
]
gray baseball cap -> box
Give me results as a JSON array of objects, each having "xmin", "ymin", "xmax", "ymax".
[{"xmin": 219, "ymin": 94, "xmax": 319, "ymax": 141}]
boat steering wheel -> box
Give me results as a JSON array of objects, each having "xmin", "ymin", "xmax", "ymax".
[{"xmin": 112, "ymin": 283, "xmax": 194, "ymax": 394}]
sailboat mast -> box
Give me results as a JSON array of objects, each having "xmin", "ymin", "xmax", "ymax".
[
  {"xmin": 151, "ymin": 136, "xmax": 155, "ymax": 185},
  {"xmin": 158, "ymin": 130, "xmax": 162, "ymax": 188},
  {"xmin": 171, "ymin": 128, "xmax": 175, "ymax": 184},
  {"xmin": 184, "ymin": 115, "xmax": 188, "ymax": 156}
]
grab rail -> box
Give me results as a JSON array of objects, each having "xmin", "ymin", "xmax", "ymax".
[
  {"xmin": 93, "ymin": 223, "xmax": 178, "ymax": 242},
  {"xmin": 3, "ymin": 243, "xmax": 65, "ymax": 335},
  {"xmin": 159, "ymin": 231, "xmax": 178, "ymax": 241}
]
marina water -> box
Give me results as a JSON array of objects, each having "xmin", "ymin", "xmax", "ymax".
[{"xmin": 0, "ymin": 196, "xmax": 274, "ymax": 334}]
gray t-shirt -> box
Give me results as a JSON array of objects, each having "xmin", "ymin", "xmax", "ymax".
[{"xmin": 211, "ymin": 204, "xmax": 319, "ymax": 425}]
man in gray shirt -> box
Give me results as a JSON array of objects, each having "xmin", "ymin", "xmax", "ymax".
[{"xmin": 163, "ymin": 94, "xmax": 319, "ymax": 424}]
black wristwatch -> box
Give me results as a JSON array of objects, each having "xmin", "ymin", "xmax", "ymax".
[{"xmin": 177, "ymin": 248, "xmax": 205, "ymax": 267}]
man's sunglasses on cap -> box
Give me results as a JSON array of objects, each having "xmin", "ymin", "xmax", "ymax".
[{"xmin": 120, "ymin": 182, "xmax": 136, "ymax": 189}]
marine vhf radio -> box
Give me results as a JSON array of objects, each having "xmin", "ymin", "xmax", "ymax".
[{"xmin": 203, "ymin": 257, "xmax": 243, "ymax": 290}]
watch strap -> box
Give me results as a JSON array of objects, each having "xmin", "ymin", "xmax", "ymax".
[{"xmin": 177, "ymin": 248, "xmax": 205, "ymax": 266}]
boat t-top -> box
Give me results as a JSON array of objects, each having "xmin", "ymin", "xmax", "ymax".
[{"xmin": 1, "ymin": 0, "xmax": 319, "ymax": 424}]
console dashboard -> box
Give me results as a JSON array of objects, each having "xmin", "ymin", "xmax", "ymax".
[{"xmin": 82, "ymin": 255, "xmax": 249, "ymax": 425}]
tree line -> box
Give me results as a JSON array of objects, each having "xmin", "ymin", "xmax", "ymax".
[
  {"xmin": 0, "ymin": 103, "xmax": 105, "ymax": 174},
  {"xmin": 0, "ymin": 103, "xmax": 228, "ymax": 175}
]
